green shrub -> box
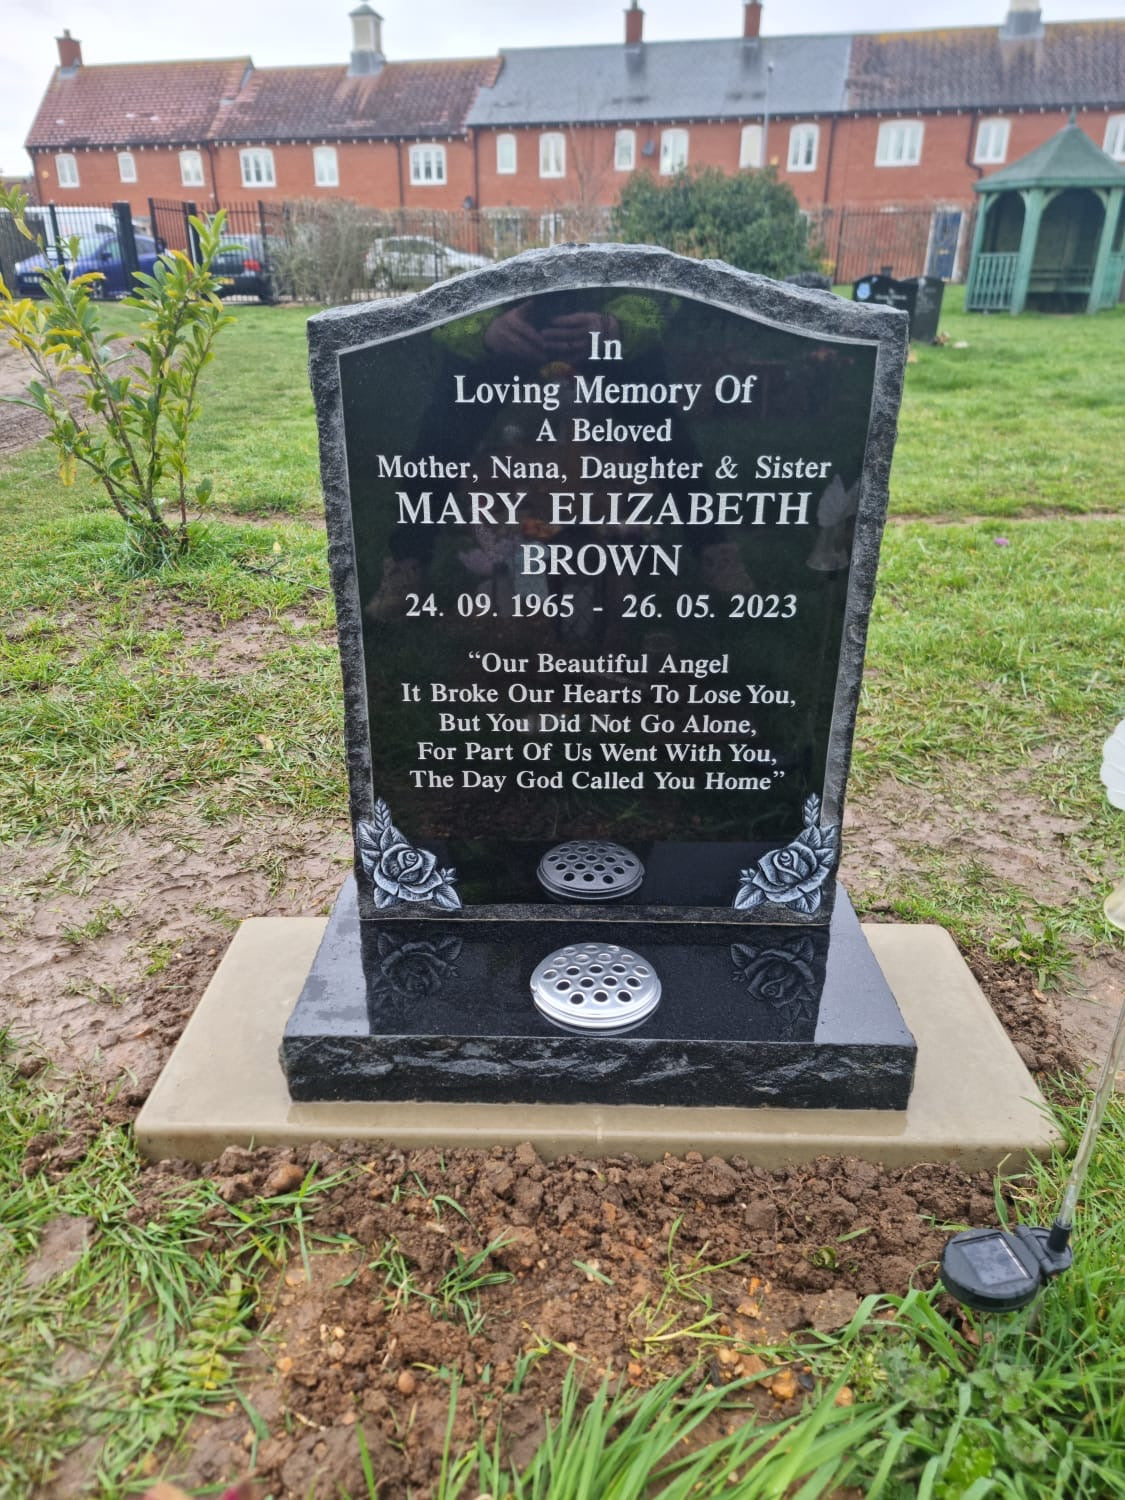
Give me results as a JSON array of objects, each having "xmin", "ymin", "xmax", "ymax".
[
  {"xmin": 611, "ymin": 166, "xmax": 818, "ymax": 277},
  {"xmin": 0, "ymin": 187, "xmax": 233, "ymax": 570}
]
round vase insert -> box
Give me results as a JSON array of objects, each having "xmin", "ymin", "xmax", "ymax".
[
  {"xmin": 536, "ymin": 840, "xmax": 644, "ymax": 900},
  {"xmin": 530, "ymin": 942, "xmax": 661, "ymax": 1031}
]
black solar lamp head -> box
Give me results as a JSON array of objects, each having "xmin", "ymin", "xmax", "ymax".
[{"xmin": 940, "ymin": 1224, "xmax": 1073, "ymax": 1313}]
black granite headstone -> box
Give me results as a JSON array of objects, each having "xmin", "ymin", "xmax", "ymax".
[
  {"xmin": 283, "ymin": 245, "xmax": 916, "ymax": 1108},
  {"xmin": 853, "ymin": 273, "xmax": 945, "ymax": 343}
]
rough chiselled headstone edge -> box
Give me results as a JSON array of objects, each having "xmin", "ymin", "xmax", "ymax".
[{"xmin": 306, "ymin": 243, "xmax": 909, "ymax": 920}]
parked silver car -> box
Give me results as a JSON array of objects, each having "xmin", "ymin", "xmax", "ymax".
[{"xmin": 364, "ymin": 235, "xmax": 490, "ymax": 289}]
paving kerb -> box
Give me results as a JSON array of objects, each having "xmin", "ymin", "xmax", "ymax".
[{"xmin": 135, "ymin": 917, "xmax": 1058, "ymax": 1170}]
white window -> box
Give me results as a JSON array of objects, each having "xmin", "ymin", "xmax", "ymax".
[
  {"xmin": 787, "ymin": 124, "xmax": 819, "ymax": 172},
  {"xmin": 410, "ymin": 144, "xmax": 446, "ymax": 185},
  {"xmin": 739, "ymin": 124, "xmax": 763, "ymax": 169},
  {"xmin": 117, "ymin": 152, "xmax": 137, "ymax": 184},
  {"xmin": 179, "ymin": 150, "xmax": 205, "ymax": 187},
  {"xmin": 55, "ymin": 153, "xmax": 79, "ymax": 188},
  {"xmin": 240, "ymin": 148, "xmax": 276, "ymax": 188},
  {"xmin": 876, "ymin": 120, "xmax": 924, "ymax": 167},
  {"xmin": 313, "ymin": 146, "xmax": 339, "ymax": 186},
  {"xmin": 974, "ymin": 119, "xmax": 1010, "ymax": 165},
  {"xmin": 1104, "ymin": 115, "xmax": 1125, "ymax": 162},
  {"xmin": 659, "ymin": 128, "xmax": 689, "ymax": 175},
  {"xmin": 614, "ymin": 129, "xmax": 636, "ymax": 171},
  {"xmin": 496, "ymin": 133, "xmax": 516, "ymax": 174},
  {"xmin": 539, "ymin": 132, "xmax": 565, "ymax": 179}
]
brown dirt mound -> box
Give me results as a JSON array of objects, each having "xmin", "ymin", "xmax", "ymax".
[{"xmin": 132, "ymin": 1137, "xmax": 1003, "ymax": 1499}]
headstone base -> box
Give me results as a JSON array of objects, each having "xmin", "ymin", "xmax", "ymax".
[
  {"xmin": 280, "ymin": 882, "xmax": 916, "ymax": 1109},
  {"xmin": 134, "ymin": 915, "xmax": 1059, "ymax": 1169}
]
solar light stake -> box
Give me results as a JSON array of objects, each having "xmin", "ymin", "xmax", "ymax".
[
  {"xmin": 941, "ymin": 727, "xmax": 1125, "ymax": 1314},
  {"xmin": 940, "ymin": 984, "xmax": 1125, "ymax": 1313}
]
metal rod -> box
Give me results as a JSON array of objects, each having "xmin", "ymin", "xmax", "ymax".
[{"xmin": 1048, "ymin": 977, "xmax": 1125, "ymax": 1250}]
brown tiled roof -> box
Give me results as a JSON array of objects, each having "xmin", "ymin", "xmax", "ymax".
[
  {"xmin": 27, "ymin": 54, "xmax": 502, "ymax": 152},
  {"xmin": 846, "ymin": 21, "xmax": 1125, "ymax": 112},
  {"xmin": 26, "ymin": 58, "xmax": 251, "ymax": 148},
  {"xmin": 210, "ymin": 58, "xmax": 501, "ymax": 141}
]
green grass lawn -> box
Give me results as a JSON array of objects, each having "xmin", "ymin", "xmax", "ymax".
[
  {"xmin": 893, "ymin": 286, "xmax": 1125, "ymax": 518},
  {"xmin": 0, "ymin": 288, "xmax": 1123, "ymax": 1496}
]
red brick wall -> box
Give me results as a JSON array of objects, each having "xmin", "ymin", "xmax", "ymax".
[
  {"xmin": 30, "ymin": 107, "xmax": 1121, "ymax": 223},
  {"xmin": 28, "ymin": 136, "xmax": 478, "ymax": 216},
  {"xmin": 28, "ymin": 145, "xmax": 214, "ymax": 216},
  {"xmin": 824, "ymin": 107, "xmax": 1113, "ymax": 207},
  {"xmin": 471, "ymin": 119, "xmax": 835, "ymax": 212},
  {"xmin": 209, "ymin": 138, "xmax": 475, "ymax": 210}
]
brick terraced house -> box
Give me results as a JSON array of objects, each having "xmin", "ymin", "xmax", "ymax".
[{"xmin": 23, "ymin": 1, "xmax": 1125, "ymax": 277}]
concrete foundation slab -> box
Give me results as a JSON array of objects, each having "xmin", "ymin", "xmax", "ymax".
[{"xmin": 135, "ymin": 918, "xmax": 1059, "ymax": 1170}]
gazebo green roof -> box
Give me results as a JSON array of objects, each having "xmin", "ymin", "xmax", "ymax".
[{"xmin": 974, "ymin": 122, "xmax": 1125, "ymax": 194}]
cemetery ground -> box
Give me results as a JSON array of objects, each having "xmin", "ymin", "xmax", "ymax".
[{"xmin": 0, "ymin": 287, "xmax": 1122, "ymax": 1497}]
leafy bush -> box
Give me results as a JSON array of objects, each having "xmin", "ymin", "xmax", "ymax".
[
  {"xmin": 611, "ymin": 166, "xmax": 818, "ymax": 278},
  {"xmin": 271, "ymin": 198, "xmax": 377, "ymax": 306},
  {"xmin": 0, "ymin": 187, "xmax": 233, "ymax": 570}
]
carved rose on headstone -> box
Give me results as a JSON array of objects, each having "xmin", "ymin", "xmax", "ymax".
[
  {"xmin": 356, "ymin": 800, "xmax": 462, "ymax": 910},
  {"xmin": 734, "ymin": 795, "xmax": 838, "ymax": 916}
]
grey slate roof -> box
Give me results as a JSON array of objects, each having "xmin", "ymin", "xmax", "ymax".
[
  {"xmin": 465, "ymin": 36, "xmax": 852, "ymax": 128},
  {"xmin": 846, "ymin": 22, "xmax": 1125, "ymax": 112}
]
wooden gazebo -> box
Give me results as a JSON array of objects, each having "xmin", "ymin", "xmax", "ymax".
[{"xmin": 966, "ymin": 120, "xmax": 1125, "ymax": 314}]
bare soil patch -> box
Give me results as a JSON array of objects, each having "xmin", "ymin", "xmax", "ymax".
[
  {"xmin": 0, "ymin": 339, "xmax": 70, "ymax": 456},
  {"xmin": 0, "ymin": 808, "xmax": 351, "ymax": 1096},
  {"xmin": 116, "ymin": 1139, "xmax": 1000, "ymax": 1499}
]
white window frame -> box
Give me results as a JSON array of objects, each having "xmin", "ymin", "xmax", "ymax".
[
  {"xmin": 117, "ymin": 152, "xmax": 137, "ymax": 184},
  {"xmin": 659, "ymin": 128, "xmax": 689, "ymax": 176},
  {"xmin": 614, "ymin": 129, "xmax": 636, "ymax": 171},
  {"xmin": 539, "ymin": 132, "xmax": 566, "ymax": 179},
  {"xmin": 409, "ymin": 143, "xmax": 447, "ymax": 186},
  {"xmin": 313, "ymin": 146, "xmax": 339, "ymax": 187},
  {"xmin": 239, "ymin": 148, "xmax": 276, "ymax": 188},
  {"xmin": 973, "ymin": 118, "xmax": 1010, "ymax": 165},
  {"xmin": 876, "ymin": 120, "xmax": 924, "ymax": 167},
  {"xmin": 787, "ymin": 124, "xmax": 819, "ymax": 172},
  {"xmin": 179, "ymin": 150, "xmax": 205, "ymax": 187},
  {"xmin": 1104, "ymin": 115, "xmax": 1125, "ymax": 162},
  {"xmin": 739, "ymin": 124, "xmax": 763, "ymax": 169},
  {"xmin": 496, "ymin": 133, "xmax": 517, "ymax": 174},
  {"xmin": 55, "ymin": 153, "xmax": 79, "ymax": 188}
]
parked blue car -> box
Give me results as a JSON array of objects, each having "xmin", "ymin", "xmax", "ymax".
[{"xmin": 15, "ymin": 231, "xmax": 164, "ymax": 299}]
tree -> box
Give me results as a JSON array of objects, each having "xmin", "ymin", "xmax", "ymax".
[
  {"xmin": 611, "ymin": 166, "xmax": 819, "ymax": 279},
  {"xmin": 0, "ymin": 186, "xmax": 233, "ymax": 570}
]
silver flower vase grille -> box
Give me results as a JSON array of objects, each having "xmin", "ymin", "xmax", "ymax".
[
  {"xmin": 734, "ymin": 794, "xmax": 838, "ymax": 915},
  {"xmin": 356, "ymin": 799, "xmax": 462, "ymax": 911}
]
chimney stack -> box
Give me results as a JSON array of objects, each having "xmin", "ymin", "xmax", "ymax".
[
  {"xmin": 1001, "ymin": 0, "xmax": 1043, "ymax": 38},
  {"xmin": 743, "ymin": 2, "xmax": 763, "ymax": 40},
  {"xmin": 56, "ymin": 29, "xmax": 82, "ymax": 73},
  {"xmin": 625, "ymin": 2, "xmax": 644, "ymax": 47},
  {"xmin": 349, "ymin": 4, "xmax": 385, "ymax": 76}
]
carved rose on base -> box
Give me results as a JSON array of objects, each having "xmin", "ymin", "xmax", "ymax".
[
  {"xmin": 734, "ymin": 795, "xmax": 838, "ymax": 916},
  {"xmin": 370, "ymin": 932, "xmax": 463, "ymax": 999},
  {"xmin": 356, "ymin": 800, "xmax": 462, "ymax": 911},
  {"xmin": 731, "ymin": 935, "xmax": 818, "ymax": 1033}
]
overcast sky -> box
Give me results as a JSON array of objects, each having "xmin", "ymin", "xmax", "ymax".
[{"xmin": 4, "ymin": 0, "xmax": 1122, "ymax": 177}]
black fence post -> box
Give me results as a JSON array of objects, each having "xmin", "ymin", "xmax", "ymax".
[
  {"xmin": 48, "ymin": 202, "xmax": 62, "ymax": 266},
  {"xmin": 257, "ymin": 201, "xmax": 271, "ymax": 275},
  {"xmin": 113, "ymin": 202, "xmax": 140, "ymax": 289},
  {"xmin": 182, "ymin": 200, "xmax": 201, "ymax": 265}
]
